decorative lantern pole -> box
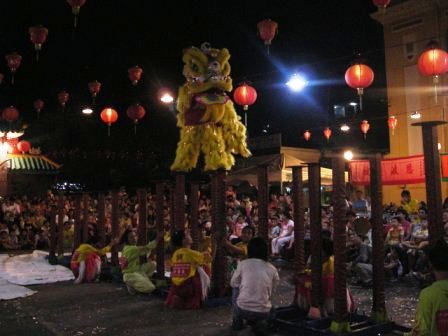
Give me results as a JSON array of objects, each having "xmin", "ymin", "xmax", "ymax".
[
  {"xmin": 303, "ymin": 130, "xmax": 311, "ymax": 141},
  {"xmin": 29, "ymin": 25, "xmax": 48, "ymax": 61},
  {"xmin": 418, "ymin": 42, "xmax": 448, "ymax": 103},
  {"xmin": 257, "ymin": 19, "xmax": 278, "ymax": 54},
  {"xmin": 67, "ymin": 0, "xmax": 87, "ymax": 27},
  {"xmin": 233, "ymin": 83, "xmax": 257, "ymax": 129},
  {"xmin": 360, "ymin": 120, "xmax": 370, "ymax": 139},
  {"xmin": 5, "ymin": 52, "xmax": 22, "ymax": 84},
  {"xmin": 33, "ymin": 99, "xmax": 44, "ymax": 117},
  {"xmin": 128, "ymin": 65, "xmax": 143, "ymax": 86},
  {"xmin": 126, "ymin": 103, "xmax": 146, "ymax": 134},
  {"xmin": 388, "ymin": 116, "xmax": 397, "ymax": 136},
  {"xmin": 323, "ymin": 127, "xmax": 332, "ymax": 142},
  {"xmin": 88, "ymin": 80, "xmax": 101, "ymax": 105},
  {"xmin": 345, "ymin": 61, "xmax": 374, "ymax": 111},
  {"xmin": 100, "ymin": 107, "xmax": 119, "ymax": 136}
]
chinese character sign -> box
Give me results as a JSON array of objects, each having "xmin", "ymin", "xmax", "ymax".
[{"xmin": 349, "ymin": 155, "xmax": 425, "ymax": 185}]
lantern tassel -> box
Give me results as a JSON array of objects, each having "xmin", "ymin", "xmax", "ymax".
[
  {"xmin": 134, "ymin": 123, "xmax": 137, "ymax": 135},
  {"xmin": 244, "ymin": 111, "xmax": 248, "ymax": 128},
  {"xmin": 357, "ymin": 88, "xmax": 364, "ymax": 112},
  {"xmin": 36, "ymin": 50, "xmax": 39, "ymax": 62},
  {"xmin": 433, "ymin": 76, "xmax": 439, "ymax": 104},
  {"xmin": 107, "ymin": 125, "xmax": 111, "ymax": 137},
  {"xmin": 74, "ymin": 15, "xmax": 78, "ymax": 28},
  {"xmin": 11, "ymin": 75, "xmax": 14, "ymax": 85}
]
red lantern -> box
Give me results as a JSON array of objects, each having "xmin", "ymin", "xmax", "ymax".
[
  {"xmin": 360, "ymin": 120, "xmax": 370, "ymax": 139},
  {"xmin": 388, "ymin": 116, "xmax": 397, "ymax": 136},
  {"xmin": 323, "ymin": 127, "xmax": 332, "ymax": 142},
  {"xmin": 233, "ymin": 83, "xmax": 257, "ymax": 128},
  {"xmin": 126, "ymin": 104, "xmax": 146, "ymax": 134},
  {"xmin": 33, "ymin": 99, "xmax": 44, "ymax": 115},
  {"xmin": 345, "ymin": 62, "xmax": 374, "ymax": 111},
  {"xmin": 373, "ymin": 0, "xmax": 391, "ymax": 9},
  {"xmin": 88, "ymin": 80, "xmax": 101, "ymax": 104},
  {"xmin": 29, "ymin": 25, "xmax": 48, "ymax": 61},
  {"xmin": 418, "ymin": 42, "xmax": 448, "ymax": 102},
  {"xmin": 58, "ymin": 90, "xmax": 70, "ymax": 110},
  {"xmin": 2, "ymin": 106, "xmax": 19, "ymax": 122},
  {"xmin": 303, "ymin": 130, "xmax": 311, "ymax": 141},
  {"xmin": 5, "ymin": 52, "xmax": 22, "ymax": 84},
  {"xmin": 257, "ymin": 19, "xmax": 278, "ymax": 54},
  {"xmin": 17, "ymin": 140, "xmax": 31, "ymax": 154},
  {"xmin": 100, "ymin": 107, "xmax": 118, "ymax": 136},
  {"xmin": 128, "ymin": 66, "xmax": 143, "ymax": 86},
  {"xmin": 67, "ymin": 0, "xmax": 87, "ymax": 27}
]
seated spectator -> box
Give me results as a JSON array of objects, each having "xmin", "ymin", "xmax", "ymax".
[
  {"xmin": 384, "ymin": 247, "xmax": 403, "ymax": 282},
  {"xmin": 230, "ymin": 237, "xmax": 279, "ymax": 331},
  {"xmin": 351, "ymin": 236, "xmax": 373, "ymax": 286},
  {"xmin": 269, "ymin": 215, "xmax": 281, "ymax": 240},
  {"xmin": 0, "ymin": 230, "xmax": 18, "ymax": 251},
  {"xmin": 271, "ymin": 214, "xmax": 294, "ymax": 258},
  {"xmin": 385, "ymin": 216, "xmax": 403, "ymax": 247},
  {"xmin": 18, "ymin": 229, "xmax": 34, "ymax": 250}
]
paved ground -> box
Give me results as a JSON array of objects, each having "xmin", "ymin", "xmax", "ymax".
[{"xmin": 0, "ymin": 265, "xmax": 419, "ymax": 336}]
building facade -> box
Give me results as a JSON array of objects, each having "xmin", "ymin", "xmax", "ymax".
[{"xmin": 372, "ymin": 0, "xmax": 448, "ymax": 204}]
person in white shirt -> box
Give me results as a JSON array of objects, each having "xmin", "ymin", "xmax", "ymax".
[
  {"xmin": 271, "ymin": 214, "xmax": 294, "ymax": 257},
  {"xmin": 230, "ymin": 237, "xmax": 279, "ymax": 331}
]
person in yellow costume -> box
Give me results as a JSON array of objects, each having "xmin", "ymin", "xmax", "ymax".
[
  {"xmin": 71, "ymin": 236, "xmax": 120, "ymax": 284},
  {"xmin": 166, "ymin": 230, "xmax": 210, "ymax": 309},
  {"xmin": 400, "ymin": 190, "xmax": 419, "ymax": 215},
  {"xmin": 120, "ymin": 229, "xmax": 160, "ymax": 295}
]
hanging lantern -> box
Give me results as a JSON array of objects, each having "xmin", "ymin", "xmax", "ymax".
[
  {"xmin": 88, "ymin": 80, "xmax": 101, "ymax": 104},
  {"xmin": 345, "ymin": 62, "xmax": 374, "ymax": 111},
  {"xmin": 257, "ymin": 19, "xmax": 278, "ymax": 54},
  {"xmin": 58, "ymin": 90, "xmax": 70, "ymax": 111},
  {"xmin": 29, "ymin": 25, "xmax": 48, "ymax": 61},
  {"xmin": 303, "ymin": 130, "xmax": 311, "ymax": 141},
  {"xmin": 128, "ymin": 66, "xmax": 143, "ymax": 86},
  {"xmin": 5, "ymin": 52, "xmax": 22, "ymax": 84},
  {"xmin": 67, "ymin": 0, "xmax": 87, "ymax": 27},
  {"xmin": 418, "ymin": 42, "xmax": 448, "ymax": 103},
  {"xmin": 33, "ymin": 99, "xmax": 44, "ymax": 116},
  {"xmin": 388, "ymin": 116, "xmax": 397, "ymax": 136},
  {"xmin": 323, "ymin": 127, "xmax": 332, "ymax": 142},
  {"xmin": 100, "ymin": 107, "xmax": 118, "ymax": 136},
  {"xmin": 360, "ymin": 120, "xmax": 370, "ymax": 139},
  {"xmin": 17, "ymin": 140, "xmax": 31, "ymax": 154},
  {"xmin": 126, "ymin": 103, "xmax": 146, "ymax": 134},
  {"xmin": 233, "ymin": 83, "xmax": 257, "ymax": 128},
  {"xmin": 372, "ymin": 0, "xmax": 391, "ymax": 9},
  {"xmin": 2, "ymin": 106, "xmax": 19, "ymax": 123}
]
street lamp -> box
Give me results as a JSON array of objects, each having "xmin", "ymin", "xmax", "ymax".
[
  {"xmin": 343, "ymin": 150, "xmax": 354, "ymax": 161},
  {"xmin": 286, "ymin": 73, "xmax": 307, "ymax": 92},
  {"xmin": 82, "ymin": 107, "xmax": 93, "ymax": 115},
  {"xmin": 160, "ymin": 92, "xmax": 174, "ymax": 104}
]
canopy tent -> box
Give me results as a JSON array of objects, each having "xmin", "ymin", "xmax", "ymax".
[{"xmin": 228, "ymin": 146, "xmax": 348, "ymax": 188}]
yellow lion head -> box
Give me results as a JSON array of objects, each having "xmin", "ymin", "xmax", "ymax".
[{"xmin": 182, "ymin": 42, "xmax": 232, "ymax": 94}]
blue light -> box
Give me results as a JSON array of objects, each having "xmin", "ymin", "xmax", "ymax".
[{"xmin": 286, "ymin": 73, "xmax": 307, "ymax": 92}]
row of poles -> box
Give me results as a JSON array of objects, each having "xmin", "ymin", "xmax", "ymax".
[{"xmin": 47, "ymin": 121, "xmax": 444, "ymax": 328}]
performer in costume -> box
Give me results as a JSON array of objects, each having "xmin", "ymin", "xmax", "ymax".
[
  {"xmin": 295, "ymin": 238, "xmax": 355, "ymax": 316},
  {"xmin": 120, "ymin": 229, "xmax": 160, "ymax": 294},
  {"xmin": 166, "ymin": 230, "xmax": 210, "ymax": 309},
  {"xmin": 71, "ymin": 236, "xmax": 120, "ymax": 284}
]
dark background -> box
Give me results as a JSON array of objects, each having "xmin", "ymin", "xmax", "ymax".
[{"xmin": 0, "ymin": 0, "xmax": 390, "ymax": 188}]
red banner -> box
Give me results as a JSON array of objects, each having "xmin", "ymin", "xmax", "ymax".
[
  {"xmin": 349, "ymin": 155, "xmax": 425, "ymax": 185},
  {"xmin": 441, "ymin": 154, "xmax": 448, "ymax": 182}
]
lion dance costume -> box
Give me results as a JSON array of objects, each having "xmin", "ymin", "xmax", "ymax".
[{"xmin": 170, "ymin": 42, "xmax": 251, "ymax": 172}]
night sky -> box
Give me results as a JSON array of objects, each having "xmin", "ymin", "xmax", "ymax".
[{"xmin": 0, "ymin": 0, "xmax": 389, "ymax": 156}]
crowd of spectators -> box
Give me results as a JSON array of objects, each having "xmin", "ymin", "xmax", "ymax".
[{"xmin": 1, "ymin": 186, "xmax": 447, "ymax": 291}]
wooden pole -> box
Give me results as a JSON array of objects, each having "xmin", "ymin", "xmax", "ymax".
[
  {"xmin": 73, "ymin": 195, "xmax": 81, "ymax": 251},
  {"xmin": 82, "ymin": 193, "xmax": 89, "ymax": 243},
  {"xmin": 57, "ymin": 193, "xmax": 65, "ymax": 258},
  {"xmin": 308, "ymin": 162, "xmax": 322, "ymax": 318},
  {"xmin": 97, "ymin": 193, "xmax": 106, "ymax": 247},
  {"xmin": 330, "ymin": 155, "xmax": 350, "ymax": 333},
  {"xmin": 169, "ymin": 183, "xmax": 176, "ymax": 237},
  {"xmin": 257, "ymin": 164, "xmax": 269, "ymax": 241},
  {"xmin": 369, "ymin": 153, "xmax": 387, "ymax": 322},
  {"xmin": 190, "ymin": 182, "xmax": 200, "ymax": 250},
  {"xmin": 111, "ymin": 190, "xmax": 119, "ymax": 266},
  {"xmin": 412, "ymin": 121, "xmax": 446, "ymax": 243},
  {"xmin": 138, "ymin": 188, "xmax": 148, "ymax": 264},
  {"xmin": 155, "ymin": 182, "xmax": 165, "ymax": 279},
  {"xmin": 49, "ymin": 205, "xmax": 57, "ymax": 263},
  {"xmin": 291, "ymin": 166, "xmax": 305, "ymax": 275},
  {"xmin": 175, "ymin": 173, "xmax": 186, "ymax": 231},
  {"xmin": 211, "ymin": 170, "xmax": 227, "ymax": 298}
]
